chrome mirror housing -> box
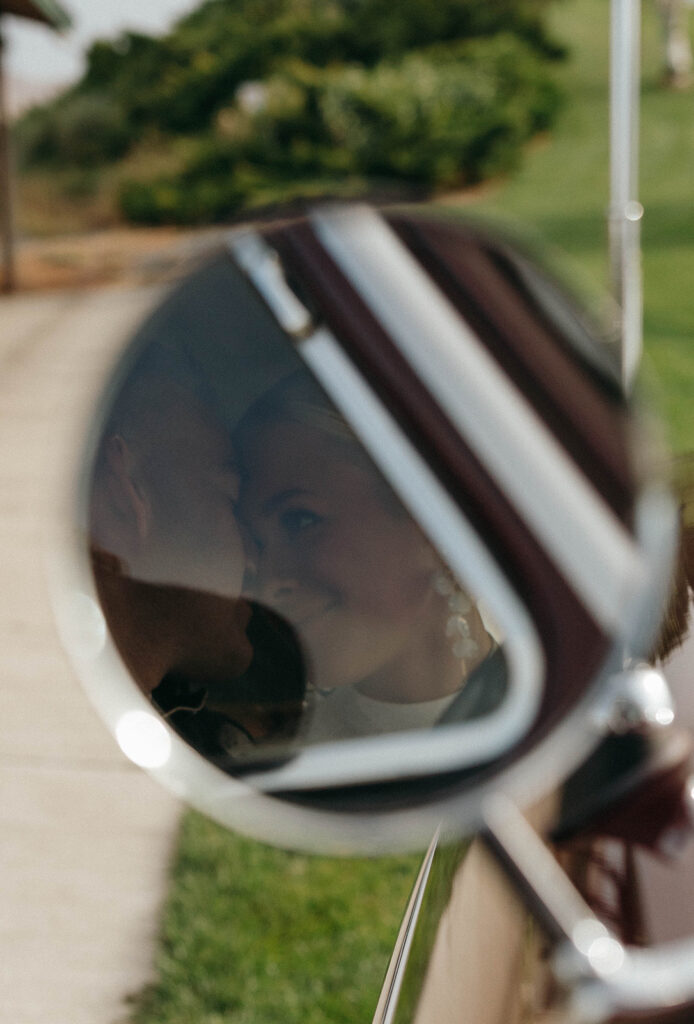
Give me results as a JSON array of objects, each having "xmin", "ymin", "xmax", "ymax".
[{"xmin": 53, "ymin": 203, "xmax": 677, "ymax": 855}]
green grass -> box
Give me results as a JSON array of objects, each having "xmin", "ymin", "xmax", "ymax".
[
  {"xmin": 130, "ymin": 4, "xmax": 692, "ymax": 1023},
  {"xmin": 130, "ymin": 814, "xmax": 421, "ymax": 1024},
  {"xmin": 463, "ymin": 0, "xmax": 693, "ymax": 452}
]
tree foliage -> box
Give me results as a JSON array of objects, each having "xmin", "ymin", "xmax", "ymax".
[{"xmin": 17, "ymin": 0, "xmax": 566, "ymax": 224}]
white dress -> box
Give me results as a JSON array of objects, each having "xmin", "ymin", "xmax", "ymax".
[{"xmin": 301, "ymin": 644, "xmax": 508, "ymax": 745}]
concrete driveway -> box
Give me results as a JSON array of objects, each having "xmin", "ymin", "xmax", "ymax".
[{"xmin": 0, "ymin": 285, "xmax": 181, "ymax": 1024}]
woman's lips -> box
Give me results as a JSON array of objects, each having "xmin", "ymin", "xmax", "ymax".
[{"xmin": 275, "ymin": 600, "xmax": 337, "ymax": 633}]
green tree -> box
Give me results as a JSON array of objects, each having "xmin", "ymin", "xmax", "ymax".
[{"xmin": 17, "ymin": 0, "xmax": 566, "ymax": 224}]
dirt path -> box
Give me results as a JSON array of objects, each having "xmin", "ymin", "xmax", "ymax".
[
  {"xmin": 0, "ymin": 284, "xmax": 181, "ymax": 1024},
  {"xmin": 13, "ymin": 226, "xmax": 226, "ymax": 293},
  {"xmin": 10, "ymin": 190, "xmax": 490, "ymax": 294}
]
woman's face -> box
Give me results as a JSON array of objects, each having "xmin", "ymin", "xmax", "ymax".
[{"xmin": 239, "ymin": 419, "xmax": 439, "ymax": 693}]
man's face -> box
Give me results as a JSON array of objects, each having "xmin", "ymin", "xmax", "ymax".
[
  {"xmin": 134, "ymin": 381, "xmax": 247, "ymax": 601},
  {"xmin": 91, "ymin": 375, "xmax": 255, "ymax": 694}
]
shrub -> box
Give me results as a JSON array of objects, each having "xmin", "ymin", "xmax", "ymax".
[
  {"xmin": 118, "ymin": 32, "xmax": 562, "ymax": 224},
  {"xmin": 20, "ymin": 0, "xmax": 566, "ymax": 226},
  {"xmin": 17, "ymin": 93, "xmax": 129, "ymax": 168},
  {"xmin": 119, "ymin": 143, "xmax": 247, "ymax": 224},
  {"xmin": 74, "ymin": 0, "xmax": 563, "ymax": 142},
  {"xmin": 319, "ymin": 36, "xmax": 563, "ymax": 187}
]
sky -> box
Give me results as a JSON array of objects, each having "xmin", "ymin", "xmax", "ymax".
[{"xmin": 4, "ymin": 0, "xmax": 199, "ymax": 88}]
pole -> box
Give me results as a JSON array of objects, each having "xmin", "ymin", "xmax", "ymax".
[
  {"xmin": 610, "ymin": 0, "xmax": 643, "ymax": 390},
  {"xmin": 0, "ymin": 19, "xmax": 16, "ymax": 294}
]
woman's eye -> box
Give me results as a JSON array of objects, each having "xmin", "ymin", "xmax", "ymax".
[
  {"xmin": 280, "ymin": 509, "xmax": 322, "ymax": 534},
  {"xmin": 214, "ymin": 468, "xmax": 241, "ymax": 505}
]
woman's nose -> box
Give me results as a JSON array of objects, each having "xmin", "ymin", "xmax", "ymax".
[{"xmin": 246, "ymin": 540, "xmax": 300, "ymax": 608}]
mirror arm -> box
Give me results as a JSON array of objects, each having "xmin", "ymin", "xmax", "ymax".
[
  {"xmin": 481, "ymin": 796, "xmax": 630, "ymax": 1021},
  {"xmin": 481, "ymin": 795, "xmax": 613, "ymax": 954},
  {"xmin": 481, "ymin": 663, "xmax": 694, "ymax": 1022}
]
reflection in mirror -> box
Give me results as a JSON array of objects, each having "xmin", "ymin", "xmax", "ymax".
[
  {"xmin": 69, "ymin": 201, "xmax": 679, "ymax": 847},
  {"xmin": 234, "ymin": 371, "xmax": 507, "ymax": 744},
  {"xmin": 88, "ymin": 316, "xmax": 509, "ymax": 771},
  {"xmin": 80, "ymin": 200, "xmax": 670, "ymax": 811}
]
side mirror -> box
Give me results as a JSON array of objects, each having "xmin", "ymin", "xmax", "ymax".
[{"xmin": 54, "ymin": 203, "xmax": 677, "ymax": 854}]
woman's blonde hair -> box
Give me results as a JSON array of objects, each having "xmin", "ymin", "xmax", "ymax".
[
  {"xmin": 234, "ymin": 370, "xmax": 405, "ymax": 515},
  {"xmin": 235, "ymin": 371, "xmax": 355, "ymax": 449}
]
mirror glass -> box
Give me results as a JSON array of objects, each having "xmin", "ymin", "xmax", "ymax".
[
  {"xmin": 87, "ymin": 243, "xmax": 519, "ymax": 779},
  {"xmin": 74, "ymin": 205, "xmax": 667, "ymax": 818}
]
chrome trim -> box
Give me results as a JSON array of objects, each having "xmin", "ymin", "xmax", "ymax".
[
  {"xmin": 231, "ymin": 230, "xmax": 314, "ymax": 338},
  {"xmin": 483, "ymin": 787, "xmax": 694, "ymax": 1024},
  {"xmin": 483, "ymin": 795, "xmax": 620, "ymax": 954},
  {"xmin": 564, "ymin": 921, "xmax": 694, "ymax": 1024},
  {"xmin": 372, "ymin": 830, "xmax": 440, "ymax": 1024},
  {"xmin": 591, "ymin": 664, "xmax": 675, "ymax": 735},
  {"xmin": 311, "ymin": 204, "xmax": 650, "ymax": 637},
  {"xmin": 482, "ymin": 796, "xmax": 630, "ymax": 1022}
]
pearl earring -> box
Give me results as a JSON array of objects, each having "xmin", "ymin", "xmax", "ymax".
[{"xmin": 433, "ymin": 570, "xmax": 479, "ymax": 661}]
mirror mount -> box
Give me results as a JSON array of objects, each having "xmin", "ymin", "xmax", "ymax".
[
  {"xmin": 481, "ymin": 797, "xmax": 661, "ymax": 1024},
  {"xmin": 481, "ymin": 663, "xmax": 694, "ymax": 1024},
  {"xmin": 551, "ymin": 666, "xmax": 693, "ymax": 847}
]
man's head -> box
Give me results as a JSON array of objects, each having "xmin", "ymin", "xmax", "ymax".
[
  {"xmin": 89, "ymin": 350, "xmax": 252, "ymax": 693},
  {"xmin": 90, "ymin": 355, "xmax": 246, "ymax": 597}
]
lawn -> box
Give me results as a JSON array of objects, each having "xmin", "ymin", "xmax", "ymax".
[
  {"xmin": 130, "ymin": 3, "xmax": 692, "ymax": 1023},
  {"xmin": 131, "ymin": 814, "xmax": 422, "ymax": 1024},
  {"xmin": 468, "ymin": 0, "xmax": 693, "ymax": 452}
]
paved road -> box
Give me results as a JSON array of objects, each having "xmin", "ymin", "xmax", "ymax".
[{"xmin": 0, "ymin": 286, "xmax": 181, "ymax": 1024}]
